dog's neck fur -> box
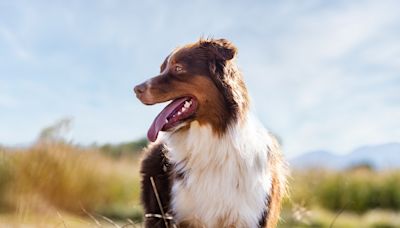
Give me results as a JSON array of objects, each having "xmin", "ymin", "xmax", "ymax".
[{"xmin": 160, "ymin": 114, "xmax": 274, "ymax": 227}]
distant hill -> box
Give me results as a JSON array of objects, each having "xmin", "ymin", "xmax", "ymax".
[{"xmin": 290, "ymin": 142, "xmax": 400, "ymax": 170}]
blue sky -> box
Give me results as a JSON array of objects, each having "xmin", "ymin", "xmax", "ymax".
[{"xmin": 1, "ymin": 0, "xmax": 399, "ymax": 157}]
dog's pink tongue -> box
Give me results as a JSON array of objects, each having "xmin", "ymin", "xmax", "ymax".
[{"xmin": 147, "ymin": 97, "xmax": 187, "ymax": 142}]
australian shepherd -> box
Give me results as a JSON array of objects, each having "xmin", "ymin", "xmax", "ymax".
[{"xmin": 134, "ymin": 38, "xmax": 287, "ymax": 228}]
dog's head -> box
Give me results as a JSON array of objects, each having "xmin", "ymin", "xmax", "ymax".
[{"xmin": 134, "ymin": 38, "xmax": 249, "ymax": 142}]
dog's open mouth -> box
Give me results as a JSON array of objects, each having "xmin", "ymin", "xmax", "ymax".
[{"xmin": 147, "ymin": 97, "xmax": 198, "ymax": 142}]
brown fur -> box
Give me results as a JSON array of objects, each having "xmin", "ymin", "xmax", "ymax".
[
  {"xmin": 265, "ymin": 135, "xmax": 288, "ymax": 228},
  {"xmin": 140, "ymin": 140, "xmax": 287, "ymax": 228},
  {"xmin": 134, "ymin": 38, "xmax": 249, "ymax": 136},
  {"xmin": 135, "ymin": 38, "xmax": 287, "ymax": 228}
]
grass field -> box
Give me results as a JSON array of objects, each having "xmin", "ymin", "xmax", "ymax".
[{"xmin": 1, "ymin": 141, "xmax": 399, "ymax": 227}]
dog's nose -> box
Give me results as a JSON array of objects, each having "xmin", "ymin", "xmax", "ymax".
[{"xmin": 134, "ymin": 83, "xmax": 146, "ymax": 96}]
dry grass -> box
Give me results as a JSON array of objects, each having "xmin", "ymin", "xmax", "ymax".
[
  {"xmin": 1, "ymin": 141, "xmax": 400, "ymax": 227},
  {"xmin": 0, "ymin": 142, "xmax": 143, "ymax": 226},
  {"xmin": 279, "ymin": 207, "xmax": 400, "ymax": 228}
]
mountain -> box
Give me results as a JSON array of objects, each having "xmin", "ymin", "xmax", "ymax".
[{"xmin": 290, "ymin": 142, "xmax": 400, "ymax": 170}]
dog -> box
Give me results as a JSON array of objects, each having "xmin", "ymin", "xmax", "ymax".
[{"xmin": 134, "ymin": 38, "xmax": 287, "ymax": 228}]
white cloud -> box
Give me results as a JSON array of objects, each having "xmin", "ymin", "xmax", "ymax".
[
  {"xmin": 0, "ymin": 0, "xmax": 399, "ymax": 157},
  {"xmin": 242, "ymin": 0, "xmax": 400, "ymax": 156}
]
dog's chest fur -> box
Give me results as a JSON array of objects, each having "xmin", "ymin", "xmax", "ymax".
[{"xmin": 162, "ymin": 118, "xmax": 273, "ymax": 227}]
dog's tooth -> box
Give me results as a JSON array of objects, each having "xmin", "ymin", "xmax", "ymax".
[
  {"xmin": 182, "ymin": 107, "xmax": 187, "ymax": 112},
  {"xmin": 165, "ymin": 119, "xmax": 168, "ymax": 123},
  {"xmin": 184, "ymin": 101, "xmax": 190, "ymax": 108},
  {"xmin": 178, "ymin": 111, "xmax": 182, "ymax": 115}
]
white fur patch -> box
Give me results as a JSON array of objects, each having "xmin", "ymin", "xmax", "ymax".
[{"xmin": 162, "ymin": 115, "xmax": 273, "ymax": 227}]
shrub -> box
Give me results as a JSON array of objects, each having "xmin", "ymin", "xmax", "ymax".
[
  {"xmin": 290, "ymin": 168, "xmax": 400, "ymax": 213},
  {"xmin": 99, "ymin": 138, "xmax": 148, "ymax": 158},
  {"xmin": 0, "ymin": 142, "xmax": 141, "ymax": 221}
]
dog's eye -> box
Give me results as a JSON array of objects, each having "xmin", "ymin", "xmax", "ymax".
[{"xmin": 175, "ymin": 65, "xmax": 183, "ymax": 73}]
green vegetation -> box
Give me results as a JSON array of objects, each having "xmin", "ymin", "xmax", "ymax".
[
  {"xmin": 99, "ymin": 138, "xmax": 148, "ymax": 158},
  {"xmin": 290, "ymin": 168, "xmax": 400, "ymax": 213},
  {"xmin": 283, "ymin": 167, "xmax": 400, "ymax": 227},
  {"xmin": 0, "ymin": 120, "xmax": 399, "ymax": 227},
  {"xmin": 280, "ymin": 208, "xmax": 400, "ymax": 228}
]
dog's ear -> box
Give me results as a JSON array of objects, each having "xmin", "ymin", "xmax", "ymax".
[{"xmin": 200, "ymin": 38, "xmax": 237, "ymax": 61}]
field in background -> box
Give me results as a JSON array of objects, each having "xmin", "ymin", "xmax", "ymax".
[
  {"xmin": 282, "ymin": 168, "xmax": 400, "ymax": 227},
  {"xmin": 0, "ymin": 120, "xmax": 399, "ymax": 227},
  {"xmin": 0, "ymin": 142, "xmax": 143, "ymax": 227}
]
